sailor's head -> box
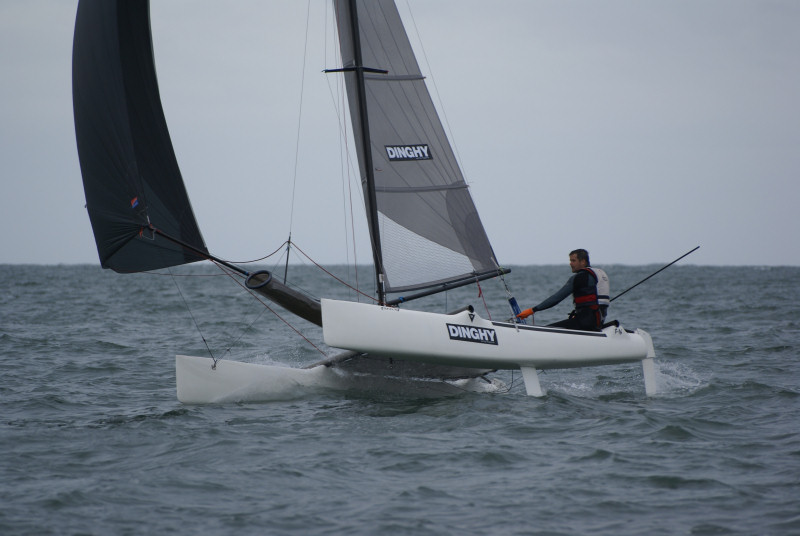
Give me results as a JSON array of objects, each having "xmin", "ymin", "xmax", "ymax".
[{"xmin": 569, "ymin": 249, "xmax": 590, "ymax": 272}]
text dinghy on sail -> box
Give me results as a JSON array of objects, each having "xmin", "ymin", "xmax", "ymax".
[{"xmin": 72, "ymin": 0, "xmax": 657, "ymax": 403}]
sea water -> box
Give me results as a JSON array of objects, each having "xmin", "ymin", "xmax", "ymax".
[{"xmin": 1, "ymin": 264, "xmax": 798, "ymax": 535}]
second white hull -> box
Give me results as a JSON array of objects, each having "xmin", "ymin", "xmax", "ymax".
[{"xmin": 175, "ymin": 354, "xmax": 504, "ymax": 404}]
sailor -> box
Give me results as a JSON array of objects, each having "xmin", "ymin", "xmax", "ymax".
[{"xmin": 517, "ymin": 248, "xmax": 602, "ymax": 331}]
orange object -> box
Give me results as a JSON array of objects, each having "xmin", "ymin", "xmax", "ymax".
[{"xmin": 517, "ymin": 308, "xmax": 534, "ymax": 320}]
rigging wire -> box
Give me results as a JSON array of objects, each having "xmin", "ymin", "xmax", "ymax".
[
  {"xmin": 493, "ymin": 260, "xmax": 521, "ymax": 323},
  {"xmin": 342, "ymin": 110, "xmax": 361, "ymax": 300},
  {"xmin": 167, "ymin": 266, "xmax": 215, "ymax": 362},
  {"xmin": 217, "ymin": 241, "xmax": 289, "ymax": 265},
  {"xmin": 292, "ymin": 242, "xmax": 377, "ymax": 302},
  {"xmin": 209, "ymin": 262, "xmax": 271, "ymax": 364},
  {"xmin": 154, "ymin": 244, "xmax": 334, "ymax": 368},
  {"xmin": 475, "ymin": 279, "xmax": 491, "ymax": 320},
  {"xmin": 256, "ymin": 6, "xmax": 368, "ymax": 301},
  {"xmin": 288, "ymin": 2, "xmax": 365, "ymax": 301},
  {"xmin": 403, "ymin": 0, "xmax": 468, "ymax": 177},
  {"xmin": 323, "ymin": 1, "xmax": 352, "ymax": 285},
  {"xmin": 322, "ymin": 11, "xmax": 364, "ymax": 302},
  {"xmin": 213, "ymin": 260, "xmax": 329, "ymax": 358},
  {"xmin": 287, "ymin": 0, "xmax": 314, "ymax": 238}
]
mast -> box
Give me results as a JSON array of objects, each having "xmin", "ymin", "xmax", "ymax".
[
  {"xmin": 346, "ymin": 0, "xmax": 386, "ymax": 304},
  {"xmin": 332, "ymin": 0, "xmax": 507, "ymax": 300}
]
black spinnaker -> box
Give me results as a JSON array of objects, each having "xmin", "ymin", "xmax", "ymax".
[{"xmin": 73, "ymin": 0, "xmax": 208, "ymax": 272}]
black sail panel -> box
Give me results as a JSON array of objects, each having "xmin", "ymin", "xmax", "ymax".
[
  {"xmin": 334, "ymin": 0, "xmax": 500, "ymax": 293},
  {"xmin": 72, "ymin": 0, "xmax": 208, "ymax": 272}
]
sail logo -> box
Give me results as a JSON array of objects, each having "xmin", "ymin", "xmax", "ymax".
[
  {"xmin": 447, "ymin": 323, "xmax": 498, "ymax": 345},
  {"xmin": 385, "ymin": 144, "xmax": 432, "ymax": 161}
]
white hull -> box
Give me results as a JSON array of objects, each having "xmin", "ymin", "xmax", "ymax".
[
  {"xmin": 175, "ymin": 354, "xmax": 503, "ymax": 404},
  {"xmin": 321, "ymin": 299, "xmax": 657, "ymax": 396},
  {"xmin": 176, "ymin": 355, "xmax": 348, "ymax": 403}
]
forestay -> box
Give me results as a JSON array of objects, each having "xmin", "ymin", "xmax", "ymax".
[{"xmin": 334, "ymin": 0, "xmax": 500, "ymax": 294}]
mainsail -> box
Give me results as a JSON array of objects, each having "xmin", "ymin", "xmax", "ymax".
[
  {"xmin": 333, "ymin": 0, "xmax": 501, "ymax": 296},
  {"xmin": 73, "ymin": 0, "xmax": 208, "ymax": 272}
]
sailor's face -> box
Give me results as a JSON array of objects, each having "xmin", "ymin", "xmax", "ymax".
[{"xmin": 569, "ymin": 254, "xmax": 586, "ymax": 273}]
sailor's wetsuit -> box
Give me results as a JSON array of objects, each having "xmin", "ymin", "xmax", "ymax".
[{"xmin": 532, "ymin": 268, "xmax": 601, "ymax": 331}]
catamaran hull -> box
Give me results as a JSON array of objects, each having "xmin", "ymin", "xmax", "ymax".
[
  {"xmin": 175, "ymin": 355, "xmax": 348, "ymax": 403},
  {"xmin": 321, "ymin": 299, "xmax": 657, "ymax": 396},
  {"xmin": 175, "ymin": 354, "xmax": 503, "ymax": 404}
]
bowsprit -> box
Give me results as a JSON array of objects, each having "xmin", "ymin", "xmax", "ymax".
[{"xmin": 446, "ymin": 324, "xmax": 498, "ymax": 345}]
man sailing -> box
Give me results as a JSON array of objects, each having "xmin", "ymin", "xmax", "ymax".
[{"xmin": 517, "ymin": 249, "xmax": 605, "ymax": 331}]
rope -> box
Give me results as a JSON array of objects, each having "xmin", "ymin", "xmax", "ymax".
[
  {"xmin": 219, "ymin": 241, "xmax": 288, "ymax": 265},
  {"xmin": 287, "ymin": 0, "xmax": 314, "ymax": 237},
  {"xmin": 476, "ymin": 279, "xmax": 491, "ymax": 320},
  {"xmin": 493, "ymin": 262, "xmax": 521, "ymax": 322},
  {"xmin": 205, "ymin": 263, "xmax": 271, "ymax": 364},
  {"xmin": 291, "ymin": 242, "xmax": 377, "ymax": 302},
  {"xmin": 168, "ymin": 266, "xmax": 215, "ymax": 361},
  {"xmin": 322, "ymin": 35, "xmax": 363, "ymax": 301}
]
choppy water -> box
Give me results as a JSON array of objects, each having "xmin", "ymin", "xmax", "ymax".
[{"xmin": 2, "ymin": 264, "xmax": 798, "ymax": 535}]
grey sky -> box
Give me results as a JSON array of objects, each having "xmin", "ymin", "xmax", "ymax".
[{"xmin": 2, "ymin": 1, "xmax": 798, "ymax": 267}]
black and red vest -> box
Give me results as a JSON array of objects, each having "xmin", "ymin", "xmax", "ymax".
[{"xmin": 572, "ymin": 267, "xmax": 599, "ymax": 310}]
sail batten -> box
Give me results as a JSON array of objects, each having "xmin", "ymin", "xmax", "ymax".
[
  {"xmin": 73, "ymin": 0, "xmax": 208, "ymax": 272},
  {"xmin": 334, "ymin": 0, "xmax": 501, "ymax": 294},
  {"xmin": 375, "ymin": 184, "xmax": 467, "ymax": 193}
]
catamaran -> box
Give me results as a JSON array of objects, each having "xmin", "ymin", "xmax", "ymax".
[{"xmin": 72, "ymin": 0, "xmax": 657, "ymax": 403}]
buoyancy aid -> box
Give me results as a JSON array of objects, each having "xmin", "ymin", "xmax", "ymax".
[
  {"xmin": 572, "ymin": 267, "xmax": 599, "ymax": 309},
  {"xmin": 593, "ymin": 267, "xmax": 610, "ymax": 306}
]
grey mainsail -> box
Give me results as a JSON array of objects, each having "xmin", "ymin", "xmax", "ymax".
[{"xmin": 334, "ymin": 0, "xmax": 501, "ymax": 296}]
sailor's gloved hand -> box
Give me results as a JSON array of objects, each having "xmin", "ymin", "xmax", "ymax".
[{"xmin": 517, "ymin": 308, "xmax": 534, "ymax": 320}]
